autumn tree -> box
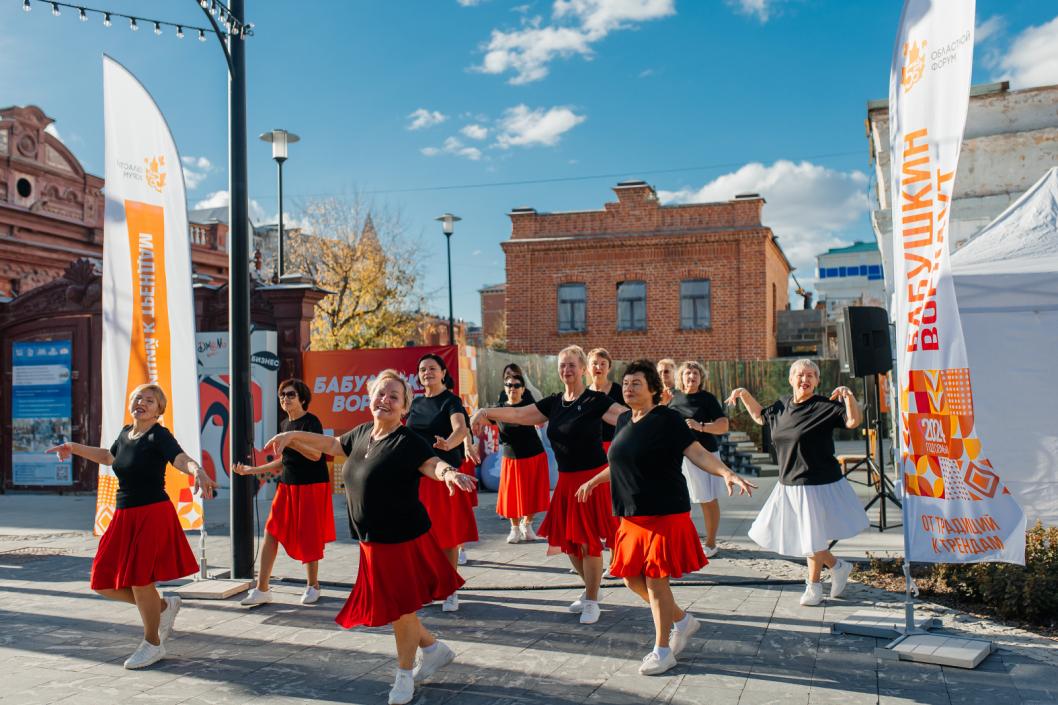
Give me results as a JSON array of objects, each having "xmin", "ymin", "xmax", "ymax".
[{"xmin": 284, "ymin": 196, "xmax": 427, "ymax": 350}]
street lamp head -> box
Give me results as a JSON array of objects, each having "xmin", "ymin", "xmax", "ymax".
[
  {"xmin": 435, "ymin": 212, "xmax": 462, "ymax": 236},
  {"xmin": 259, "ymin": 129, "xmax": 300, "ymax": 162}
]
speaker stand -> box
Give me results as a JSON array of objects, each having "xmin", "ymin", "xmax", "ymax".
[{"xmin": 859, "ymin": 375, "xmax": 901, "ymax": 532}]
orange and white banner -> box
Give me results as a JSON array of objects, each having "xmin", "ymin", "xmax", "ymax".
[
  {"xmin": 97, "ymin": 56, "xmax": 202, "ymax": 534},
  {"xmin": 889, "ymin": 1, "xmax": 1025, "ymax": 563}
]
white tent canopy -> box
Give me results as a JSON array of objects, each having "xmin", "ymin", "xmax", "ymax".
[{"xmin": 951, "ymin": 167, "xmax": 1058, "ymax": 527}]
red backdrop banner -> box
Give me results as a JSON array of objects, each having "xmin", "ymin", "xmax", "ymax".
[{"xmin": 302, "ymin": 345, "xmax": 459, "ymax": 436}]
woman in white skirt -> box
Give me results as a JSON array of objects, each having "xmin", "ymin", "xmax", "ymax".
[
  {"xmin": 727, "ymin": 359, "xmax": 867, "ymax": 606},
  {"xmin": 668, "ymin": 361, "xmax": 729, "ymax": 558}
]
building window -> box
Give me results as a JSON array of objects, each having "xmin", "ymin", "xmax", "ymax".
[
  {"xmin": 680, "ymin": 279, "xmax": 711, "ymax": 329},
  {"xmin": 557, "ymin": 283, "xmax": 587, "ymax": 333},
  {"xmin": 616, "ymin": 281, "xmax": 647, "ymax": 331}
]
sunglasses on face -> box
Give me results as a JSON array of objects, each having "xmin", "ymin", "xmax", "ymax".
[
  {"xmin": 504, "ymin": 382, "xmax": 524, "ymax": 389},
  {"xmin": 279, "ymin": 391, "xmax": 299, "ymax": 399}
]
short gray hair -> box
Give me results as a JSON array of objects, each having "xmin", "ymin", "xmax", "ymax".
[{"xmin": 789, "ymin": 359, "xmax": 821, "ymax": 377}]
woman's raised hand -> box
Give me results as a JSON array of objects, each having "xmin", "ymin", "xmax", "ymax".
[
  {"xmin": 265, "ymin": 432, "xmax": 291, "ymax": 455},
  {"xmin": 724, "ymin": 388, "xmax": 746, "ymax": 406},
  {"xmin": 830, "ymin": 386, "xmax": 855, "ymax": 402},
  {"xmin": 46, "ymin": 442, "xmax": 73, "ymax": 461}
]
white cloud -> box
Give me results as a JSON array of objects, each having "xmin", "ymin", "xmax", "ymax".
[
  {"xmin": 975, "ymin": 15, "xmax": 1004, "ymax": 43},
  {"xmin": 475, "ymin": 0, "xmax": 674, "ymax": 84},
  {"xmin": 180, "ymin": 155, "xmax": 214, "ymax": 190},
  {"xmin": 638, "ymin": 68, "xmax": 654, "ymax": 78},
  {"xmin": 457, "ymin": 0, "xmax": 484, "ymax": 5},
  {"xmin": 658, "ymin": 160, "xmax": 870, "ymax": 280},
  {"xmin": 461, "ymin": 123, "xmax": 489, "ymax": 140},
  {"xmin": 406, "ymin": 108, "xmax": 448, "ymax": 131},
  {"xmin": 726, "ymin": 0, "xmax": 780, "ymax": 22},
  {"xmin": 193, "ymin": 190, "xmax": 267, "ymax": 222},
  {"xmin": 990, "ymin": 15, "xmax": 1058, "ymax": 89},
  {"xmin": 421, "ymin": 137, "xmax": 483, "ymax": 161},
  {"xmin": 494, "ymin": 104, "xmax": 586, "ymax": 148}
]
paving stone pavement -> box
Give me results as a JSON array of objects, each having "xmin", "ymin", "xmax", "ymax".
[{"xmin": 0, "ymin": 491, "xmax": 1055, "ymax": 705}]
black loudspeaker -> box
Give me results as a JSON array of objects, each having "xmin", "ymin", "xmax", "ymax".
[{"xmin": 838, "ymin": 306, "xmax": 892, "ymax": 377}]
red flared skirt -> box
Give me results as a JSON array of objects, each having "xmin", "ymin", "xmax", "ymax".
[
  {"xmin": 459, "ymin": 458, "xmax": 479, "ymax": 507},
  {"xmin": 609, "ymin": 513, "xmax": 707, "ymax": 579},
  {"xmin": 538, "ymin": 466, "xmax": 619, "ymax": 558},
  {"xmin": 265, "ymin": 482, "xmax": 337, "ymax": 563},
  {"xmin": 602, "ymin": 441, "xmax": 612, "ymax": 453},
  {"xmin": 90, "ymin": 500, "xmax": 199, "ymax": 590},
  {"xmin": 336, "ymin": 532, "xmax": 465, "ymax": 628},
  {"xmin": 419, "ymin": 475, "xmax": 479, "ymax": 550},
  {"xmin": 496, "ymin": 454, "xmax": 551, "ymax": 519}
]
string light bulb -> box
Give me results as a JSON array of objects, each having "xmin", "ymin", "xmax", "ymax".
[
  {"xmin": 22, "ymin": 0, "xmax": 31, "ymax": 12},
  {"xmin": 129, "ymin": 16, "xmax": 137, "ymax": 31},
  {"xmin": 50, "ymin": 2, "xmax": 59, "ymax": 16},
  {"xmin": 78, "ymin": 7, "xmax": 87, "ymax": 21},
  {"xmin": 153, "ymin": 21, "xmax": 162, "ymax": 35},
  {"xmin": 16, "ymin": 1, "xmax": 248, "ymax": 44},
  {"xmin": 198, "ymin": 28, "xmax": 206, "ymax": 41},
  {"xmin": 176, "ymin": 25, "xmax": 184, "ymax": 39},
  {"xmin": 102, "ymin": 11, "xmax": 111, "ymax": 26}
]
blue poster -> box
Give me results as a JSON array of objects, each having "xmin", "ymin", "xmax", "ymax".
[{"xmin": 11, "ymin": 340, "xmax": 73, "ymax": 486}]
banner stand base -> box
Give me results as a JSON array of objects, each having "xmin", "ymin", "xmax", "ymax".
[
  {"xmin": 170, "ymin": 576, "xmax": 252, "ymax": 600},
  {"xmin": 831, "ymin": 609, "xmax": 939, "ymax": 639},
  {"xmin": 877, "ymin": 633, "xmax": 994, "ymax": 669}
]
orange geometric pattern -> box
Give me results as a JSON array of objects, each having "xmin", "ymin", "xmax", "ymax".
[
  {"xmin": 94, "ymin": 473, "xmax": 119, "ymax": 535},
  {"xmin": 900, "ymin": 367, "xmax": 1005, "ymax": 501}
]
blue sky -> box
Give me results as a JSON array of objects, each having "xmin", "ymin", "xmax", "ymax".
[{"xmin": 3, "ymin": 0, "xmax": 1057, "ymax": 325}]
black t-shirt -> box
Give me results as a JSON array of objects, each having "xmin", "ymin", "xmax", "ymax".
[
  {"xmin": 598, "ymin": 382, "xmax": 626, "ymax": 443},
  {"xmin": 496, "ymin": 398, "xmax": 545, "ymax": 459},
  {"xmin": 762, "ymin": 395, "xmax": 849, "ymax": 486},
  {"xmin": 608, "ymin": 406, "xmax": 695, "ymax": 517},
  {"xmin": 280, "ymin": 413, "xmax": 330, "ymax": 485},
  {"xmin": 339, "ymin": 423, "xmax": 434, "ymax": 543},
  {"xmin": 406, "ymin": 390, "xmax": 467, "ymax": 467},
  {"xmin": 668, "ymin": 391, "xmax": 726, "ymax": 452},
  {"xmin": 109, "ymin": 423, "xmax": 184, "ymax": 509},
  {"xmin": 535, "ymin": 389, "xmax": 613, "ymax": 472}
]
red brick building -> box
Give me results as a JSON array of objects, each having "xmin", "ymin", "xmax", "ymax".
[
  {"xmin": 499, "ymin": 181, "xmax": 792, "ymax": 361},
  {"xmin": 478, "ymin": 282, "xmax": 506, "ymax": 344},
  {"xmin": 0, "ymin": 105, "xmax": 228, "ymax": 298}
]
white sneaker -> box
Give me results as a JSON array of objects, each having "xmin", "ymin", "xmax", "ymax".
[
  {"xmin": 579, "ymin": 599, "xmax": 601, "ymax": 624},
  {"xmin": 240, "ymin": 587, "xmax": 272, "ymax": 606},
  {"xmin": 568, "ymin": 591, "xmax": 587, "ymax": 613},
  {"xmin": 442, "ymin": 592, "xmax": 459, "ymax": 612},
  {"xmin": 506, "ymin": 526, "xmax": 521, "ymax": 544},
  {"xmin": 158, "ymin": 595, "xmax": 181, "ymax": 642},
  {"xmin": 668, "ymin": 614, "xmax": 700, "ymax": 656},
  {"xmin": 388, "ymin": 670, "xmax": 415, "ymax": 705},
  {"xmin": 520, "ymin": 522, "xmax": 539, "ymax": 542},
  {"xmin": 123, "ymin": 639, "xmax": 166, "ymax": 670},
  {"xmin": 702, "ymin": 543, "xmax": 718, "ymax": 559},
  {"xmin": 413, "ymin": 640, "xmax": 455, "ymax": 683},
  {"xmin": 830, "ymin": 559, "xmax": 853, "ymax": 598},
  {"xmin": 638, "ymin": 650, "xmax": 677, "ymax": 675},
  {"xmin": 800, "ymin": 582, "xmax": 824, "ymax": 606},
  {"xmin": 457, "ymin": 547, "xmax": 468, "ymax": 565},
  {"xmin": 301, "ymin": 585, "xmax": 320, "ymax": 605}
]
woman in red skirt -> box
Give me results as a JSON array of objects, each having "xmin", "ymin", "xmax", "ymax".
[
  {"xmin": 267, "ymin": 369, "xmax": 476, "ymax": 705},
  {"xmin": 47, "ymin": 383, "xmax": 216, "ymax": 670},
  {"xmin": 233, "ymin": 378, "xmax": 336, "ymax": 607},
  {"xmin": 485, "ymin": 372, "xmax": 549, "ymax": 543},
  {"xmin": 471, "ymin": 345, "xmax": 627, "ymax": 625},
  {"xmin": 407, "ymin": 353, "xmax": 478, "ymax": 611},
  {"xmin": 587, "ymin": 348, "xmax": 625, "ymax": 453},
  {"xmin": 576, "ymin": 360, "xmax": 755, "ymax": 675}
]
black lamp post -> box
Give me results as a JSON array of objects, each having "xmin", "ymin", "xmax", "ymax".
[
  {"xmin": 434, "ymin": 213, "xmax": 461, "ymax": 346},
  {"xmin": 258, "ymin": 129, "xmax": 299, "ymax": 281},
  {"xmin": 196, "ymin": 0, "xmax": 254, "ymax": 580}
]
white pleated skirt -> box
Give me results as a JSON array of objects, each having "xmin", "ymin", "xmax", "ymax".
[
  {"xmin": 748, "ymin": 478, "xmax": 869, "ymax": 557},
  {"xmin": 682, "ymin": 453, "xmax": 726, "ymax": 503}
]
